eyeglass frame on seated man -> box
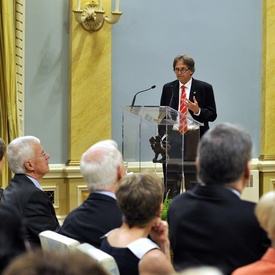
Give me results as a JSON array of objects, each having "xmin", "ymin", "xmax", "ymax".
[{"xmin": 28, "ymin": 150, "xmax": 47, "ymax": 160}]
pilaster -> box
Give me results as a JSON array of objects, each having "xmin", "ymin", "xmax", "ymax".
[
  {"xmin": 259, "ymin": 0, "xmax": 275, "ymax": 193},
  {"xmin": 68, "ymin": 0, "xmax": 112, "ymax": 166}
]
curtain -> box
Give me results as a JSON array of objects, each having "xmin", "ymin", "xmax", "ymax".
[{"xmin": 0, "ymin": 0, "xmax": 19, "ymax": 187}]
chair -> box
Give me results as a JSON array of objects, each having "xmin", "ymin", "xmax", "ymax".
[
  {"xmin": 39, "ymin": 230, "xmax": 80, "ymax": 253},
  {"xmin": 76, "ymin": 243, "xmax": 120, "ymax": 275}
]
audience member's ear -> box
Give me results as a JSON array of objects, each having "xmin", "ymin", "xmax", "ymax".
[
  {"xmin": 195, "ymin": 157, "xmax": 199, "ymax": 171},
  {"xmin": 239, "ymin": 161, "xmax": 251, "ymax": 192},
  {"xmin": 24, "ymin": 160, "xmax": 34, "ymax": 171},
  {"xmin": 244, "ymin": 161, "xmax": 251, "ymax": 180},
  {"xmin": 156, "ymin": 204, "xmax": 163, "ymax": 218},
  {"xmin": 117, "ymin": 164, "xmax": 126, "ymax": 181}
]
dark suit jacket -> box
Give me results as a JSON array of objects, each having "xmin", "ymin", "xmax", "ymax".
[
  {"xmin": 160, "ymin": 78, "xmax": 217, "ymax": 137},
  {"xmin": 60, "ymin": 192, "xmax": 122, "ymax": 248},
  {"xmin": 167, "ymin": 185, "xmax": 270, "ymax": 275},
  {"xmin": 1, "ymin": 174, "xmax": 60, "ymax": 248}
]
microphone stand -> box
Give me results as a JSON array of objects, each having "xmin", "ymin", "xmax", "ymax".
[{"xmin": 130, "ymin": 85, "xmax": 156, "ymax": 111}]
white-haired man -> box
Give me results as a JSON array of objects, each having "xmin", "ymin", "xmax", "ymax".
[
  {"xmin": 2, "ymin": 136, "xmax": 60, "ymax": 248},
  {"xmin": 60, "ymin": 139, "xmax": 126, "ymax": 248}
]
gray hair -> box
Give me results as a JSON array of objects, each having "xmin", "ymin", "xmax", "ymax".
[
  {"xmin": 80, "ymin": 140, "xmax": 123, "ymax": 192},
  {"xmin": 197, "ymin": 123, "xmax": 252, "ymax": 186},
  {"xmin": 255, "ymin": 191, "xmax": 275, "ymax": 240},
  {"xmin": 7, "ymin": 136, "xmax": 40, "ymax": 174}
]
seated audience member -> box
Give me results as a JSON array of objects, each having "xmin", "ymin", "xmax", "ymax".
[
  {"xmin": 3, "ymin": 250, "xmax": 109, "ymax": 275},
  {"xmin": 232, "ymin": 190, "xmax": 275, "ymax": 275},
  {"xmin": 0, "ymin": 138, "xmax": 6, "ymax": 173},
  {"xmin": 1, "ymin": 136, "xmax": 60, "ymax": 249},
  {"xmin": 60, "ymin": 139, "xmax": 125, "ymax": 248},
  {"xmin": 100, "ymin": 172, "xmax": 175, "ymax": 275},
  {"xmin": 168, "ymin": 123, "xmax": 270, "ymax": 275},
  {"xmin": 0, "ymin": 138, "xmax": 6, "ymax": 200},
  {"xmin": 0, "ymin": 204, "xmax": 29, "ymax": 274}
]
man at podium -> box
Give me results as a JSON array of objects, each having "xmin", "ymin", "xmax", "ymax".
[{"xmin": 159, "ymin": 54, "xmax": 217, "ymax": 197}]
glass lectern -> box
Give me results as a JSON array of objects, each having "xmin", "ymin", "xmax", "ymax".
[{"xmin": 121, "ymin": 105, "xmax": 203, "ymax": 198}]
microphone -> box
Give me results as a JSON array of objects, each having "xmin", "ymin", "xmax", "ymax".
[
  {"xmin": 130, "ymin": 85, "xmax": 156, "ymax": 111},
  {"xmin": 168, "ymin": 85, "xmax": 174, "ymax": 107}
]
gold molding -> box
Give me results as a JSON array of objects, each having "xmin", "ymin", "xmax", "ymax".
[
  {"xmin": 258, "ymin": 154, "xmax": 275, "ymax": 161},
  {"xmin": 257, "ymin": 160, "xmax": 275, "ymax": 172},
  {"xmin": 41, "ymin": 158, "xmax": 275, "ymax": 215},
  {"xmin": 66, "ymin": 160, "xmax": 80, "ymax": 167},
  {"xmin": 45, "ymin": 159, "xmax": 268, "ymax": 177}
]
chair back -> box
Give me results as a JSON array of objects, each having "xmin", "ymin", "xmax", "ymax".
[
  {"xmin": 39, "ymin": 230, "xmax": 80, "ymax": 253},
  {"xmin": 76, "ymin": 243, "xmax": 120, "ymax": 275}
]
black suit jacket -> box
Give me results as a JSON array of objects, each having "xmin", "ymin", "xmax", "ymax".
[
  {"xmin": 160, "ymin": 78, "xmax": 217, "ymax": 137},
  {"xmin": 1, "ymin": 174, "xmax": 60, "ymax": 248},
  {"xmin": 167, "ymin": 185, "xmax": 270, "ymax": 275},
  {"xmin": 60, "ymin": 192, "xmax": 122, "ymax": 248}
]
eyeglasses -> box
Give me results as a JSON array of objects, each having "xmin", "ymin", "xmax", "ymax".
[
  {"xmin": 174, "ymin": 68, "xmax": 189, "ymax": 73},
  {"xmin": 28, "ymin": 150, "xmax": 47, "ymax": 160}
]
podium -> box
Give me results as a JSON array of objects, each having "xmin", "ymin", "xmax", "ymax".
[{"xmin": 121, "ymin": 105, "xmax": 203, "ymax": 198}]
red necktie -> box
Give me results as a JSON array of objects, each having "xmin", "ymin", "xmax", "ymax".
[{"xmin": 179, "ymin": 85, "xmax": 188, "ymax": 134}]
